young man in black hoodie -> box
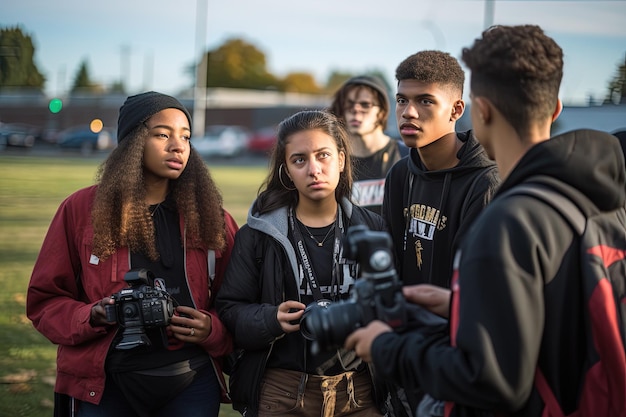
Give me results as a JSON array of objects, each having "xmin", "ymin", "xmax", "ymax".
[
  {"xmin": 381, "ymin": 50, "xmax": 500, "ymax": 417},
  {"xmin": 383, "ymin": 50, "xmax": 499, "ymax": 289},
  {"xmin": 346, "ymin": 25, "xmax": 626, "ymax": 417}
]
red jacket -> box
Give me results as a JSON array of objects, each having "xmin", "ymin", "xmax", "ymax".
[{"xmin": 26, "ymin": 185, "xmax": 238, "ymax": 404}]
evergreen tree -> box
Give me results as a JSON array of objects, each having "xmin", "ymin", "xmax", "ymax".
[
  {"xmin": 71, "ymin": 59, "xmax": 103, "ymax": 94},
  {"xmin": 605, "ymin": 53, "xmax": 626, "ymax": 104},
  {"xmin": 0, "ymin": 26, "xmax": 45, "ymax": 89}
]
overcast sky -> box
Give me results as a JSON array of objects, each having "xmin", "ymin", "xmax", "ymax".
[{"xmin": 3, "ymin": 0, "xmax": 626, "ymax": 105}]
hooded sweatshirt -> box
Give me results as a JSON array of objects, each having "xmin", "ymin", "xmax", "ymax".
[
  {"xmin": 372, "ymin": 129, "xmax": 626, "ymax": 416},
  {"xmin": 383, "ymin": 130, "xmax": 499, "ymax": 287},
  {"xmin": 216, "ymin": 198, "xmax": 387, "ymax": 416}
]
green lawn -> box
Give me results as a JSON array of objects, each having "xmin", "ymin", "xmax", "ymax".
[{"xmin": 0, "ymin": 154, "xmax": 266, "ymax": 417}]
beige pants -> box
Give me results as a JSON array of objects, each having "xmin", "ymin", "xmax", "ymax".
[{"xmin": 258, "ymin": 368, "xmax": 383, "ymax": 417}]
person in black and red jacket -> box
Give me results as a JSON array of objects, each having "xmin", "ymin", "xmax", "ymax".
[{"xmin": 344, "ymin": 25, "xmax": 626, "ymax": 417}]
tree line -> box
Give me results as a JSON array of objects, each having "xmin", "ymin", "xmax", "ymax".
[
  {"xmin": 0, "ymin": 25, "xmax": 389, "ymax": 96},
  {"xmin": 0, "ymin": 25, "xmax": 624, "ymax": 104}
]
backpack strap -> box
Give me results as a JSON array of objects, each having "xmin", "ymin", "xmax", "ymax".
[
  {"xmin": 208, "ymin": 249, "xmax": 216, "ymax": 284},
  {"xmin": 500, "ymin": 180, "xmax": 586, "ymax": 417},
  {"xmin": 500, "ymin": 181, "xmax": 585, "ymax": 235},
  {"xmin": 534, "ymin": 368, "xmax": 566, "ymax": 417}
]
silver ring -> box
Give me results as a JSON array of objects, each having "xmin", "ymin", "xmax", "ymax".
[{"xmin": 190, "ymin": 328, "xmax": 195, "ymax": 336}]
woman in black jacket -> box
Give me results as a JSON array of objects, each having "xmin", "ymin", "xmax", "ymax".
[{"xmin": 216, "ymin": 110, "xmax": 386, "ymax": 417}]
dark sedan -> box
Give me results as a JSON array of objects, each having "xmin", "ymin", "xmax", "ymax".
[
  {"xmin": 57, "ymin": 127, "xmax": 116, "ymax": 156},
  {"xmin": 0, "ymin": 123, "xmax": 39, "ymax": 148}
]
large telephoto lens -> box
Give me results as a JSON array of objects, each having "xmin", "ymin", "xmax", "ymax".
[{"xmin": 300, "ymin": 301, "xmax": 362, "ymax": 351}]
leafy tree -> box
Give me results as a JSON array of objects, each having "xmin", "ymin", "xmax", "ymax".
[
  {"xmin": 70, "ymin": 59, "xmax": 103, "ymax": 94},
  {"xmin": 109, "ymin": 81, "xmax": 126, "ymax": 94},
  {"xmin": 281, "ymin": 72, "xmax": 320, "ymax": 93},
  {"xmin": 203, "ymin": 38, "xmax": 279, "ymax": 90},
  {"xmin": 0, "ymin": 25, "xmax": 45, "ymax": 89},
  {"xmin": 323, "ymin": 69, "xmax": 392, "ymax": 95},
  {"xmin": 193, "ymin": 37, "xmax": 392, "ymax": 95},
  {"xmin": 324, "ymin": 70, "xmax": 355, "ymax": 94},
  {"xmin": 605, "ymin": 53, "xmax": 626, "ymax": 105}
]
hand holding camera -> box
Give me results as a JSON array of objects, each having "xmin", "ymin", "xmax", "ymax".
[
  {"xmin": 278, "ymin": 300, "xmax": 306, "ymax": 332},
  {"xmin": 104, "ymin": 268, "xmax": 175, "ymax": 350},
  {"xmin": 169, "ymin": 305, "xmax": 212, "ymax": 341},
  {"xmin": 89, "ymin": 296, "xmax": 116, "ymax": 327},
  {"xmin": 301, "ymin": 225, "xmax": 448, "ymax": 354}
]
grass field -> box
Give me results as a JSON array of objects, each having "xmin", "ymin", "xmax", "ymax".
[{"xmin": 0, "ymin": 154, "xmax": 267, "ymax": 417}]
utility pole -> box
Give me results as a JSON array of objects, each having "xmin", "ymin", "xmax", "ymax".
[
  {"xmin": 484, "ymin": 0, "xmax": 495, "ymax": 29},
  {"xmin": 193, "ymin": 0, "xmax": 208, "ymax": 138},
  {"xmin": 120, "ymin": 45, "xmax": 131, "ymax": 93},
  {"xmin": 142, "ymin": 52, "xmax": 154, "ymax": 92}
]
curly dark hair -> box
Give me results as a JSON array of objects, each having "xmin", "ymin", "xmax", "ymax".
[
  {"xmin": 91, "ymin": 123, "xmax": 226, "ymax": 261},
  {"xmin": 461, "ymin": 25, "xmax": 563, "ymax": 137},
  {"xmin": 395, "ymin": 50, "xmax": 465, "ymax": 98},
  {"xmin": 254, "ymin": 110, "xmax": 353, "ymax": 214}
]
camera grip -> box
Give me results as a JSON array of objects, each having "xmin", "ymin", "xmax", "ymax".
[{"xmin": 104, "ymin": 304, "xmax": 117, "ymax": 323}]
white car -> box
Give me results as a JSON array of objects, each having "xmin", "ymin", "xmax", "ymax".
[{"xmin": 192, "ymin": 125, "xmax": 251, "ymax": 158}]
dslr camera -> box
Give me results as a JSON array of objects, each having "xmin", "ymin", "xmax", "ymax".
[
  {"xmin": 105, "ymin": 268, "xmax": 174, "ymax": 350},
  {"xmin": 300, "ymin": 225, "xmax": 411, "ymax": 352}
]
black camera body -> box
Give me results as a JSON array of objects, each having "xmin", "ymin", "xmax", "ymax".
[
  {"xmin": 300, "ymin": 225, "xmax": 410, "ymax": 352},
  {"xmin": 105, "ymin": 268, "xmax": 174, "ymax": 350}
]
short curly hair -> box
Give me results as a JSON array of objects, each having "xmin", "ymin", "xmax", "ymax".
[
  {"xmin": 395, "ymin": 50, "xmax": 465, "ymax": 98},
  {"xmin": 461, "ymin": 25, "xmax": 563, "ymax": 137}
]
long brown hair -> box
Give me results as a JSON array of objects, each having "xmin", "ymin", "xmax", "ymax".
[
  {"xmin": 253, "ymin": 110, "xmax": 354, "ymax": 215},
  {"xmin": 91, "ymin": 124, "xmax": 226, "ymax": 261}
]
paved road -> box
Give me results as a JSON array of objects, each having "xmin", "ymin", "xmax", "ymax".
[{"xmin": 0, "ymin": 141, "xmax": 271, "ymax": 167}]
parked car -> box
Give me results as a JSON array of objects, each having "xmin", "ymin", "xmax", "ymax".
[
  {"xmin": 0, "ymin": 122, "xmax": 39, "ymax": 148},
  {"xmin": 247, "ymin": 125, "xmax": 277, "ymax": 155},
  {"xmin": 192, "ymin": 125, "xmax": 251, "ymax": 158},
  {"xmin": 57, "ymin": 127, "xmax": 116, "ymax": 156}
]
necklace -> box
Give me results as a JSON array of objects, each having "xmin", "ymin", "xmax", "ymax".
[
  {"xmin": 150, "ymin": 202, "xmax": 162, "ymax": 217},
  {"xmin": 300, "ymin": 221, "xmax": 335, "ymax": 247}
]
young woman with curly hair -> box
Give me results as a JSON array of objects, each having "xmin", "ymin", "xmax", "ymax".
[{"xmin": 27, "ymin": 91, "xmax": 238, "ymax": 417}]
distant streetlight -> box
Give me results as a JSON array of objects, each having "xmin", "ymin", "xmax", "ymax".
[
  {"xmin": 484, "ymin": 0, "xmax": 495, "ymax": 29},
  {"xmin": 120, "ymin": 45, "xmax": 131, "ymax": 92},
  {"xmin": 193, "ymin": 0, "xmax": 208, "ymax": 138},
  {"xmin": 142, "ymin": 52, "xmax": 154, "ymax": 92}
]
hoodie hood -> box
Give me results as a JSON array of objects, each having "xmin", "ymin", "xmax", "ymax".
[
  {"xmin": 501, "ymin": 129, "xmax": 626, "ymax": 212},
  {"xmin": 407, "ymin": 130, "xmax": 495, "ymax": 177},
  {"xmin": 245, "ymin": 197, "xmax": 357, "ymax": 290}
]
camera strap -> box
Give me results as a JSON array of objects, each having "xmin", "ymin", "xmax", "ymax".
[{"xmin": 289, "ymin": 205, "xmax": 344, "ymax": 302}]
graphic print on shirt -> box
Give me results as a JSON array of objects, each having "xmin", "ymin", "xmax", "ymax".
[
  {"xmin": 298, "ymin": 262, "xmax": 357, "ymax": 297},
  {"xmin": 352, "ymin": 178, "xmax": 386, "ymax": 207},
  {"xmin": 406, "ymin": 203, "xmax": 447, "ymax": 270},
  {"xmin": 415, "ymin": 240, "xmax": 423, "ymax": 270}
]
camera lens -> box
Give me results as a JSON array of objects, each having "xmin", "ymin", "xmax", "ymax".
[
  {"xmin": 301, "ymin": 301, "xmax": 362, "ymax": 350},
  {"xmin": 122, "ymin": 303, "xmax": 139, "ymax": 319}
]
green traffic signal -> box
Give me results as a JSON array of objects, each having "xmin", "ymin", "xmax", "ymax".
[{"xmin": 49, "ymin": 98, "xmax": 63, "ymax": 113}]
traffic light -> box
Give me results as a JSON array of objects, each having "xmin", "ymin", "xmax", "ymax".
[{"xmin": 48, "ymin": 98, "xmax": 63, "ymax": 113}]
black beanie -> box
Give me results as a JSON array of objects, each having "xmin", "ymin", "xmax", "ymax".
[
  {"xmin": 342, "ymin": 75, "xmax": 390, "ymax": 111},
  {"xmin": 117, "ymin": 91, "xmax": 192, "ymax": 142}
]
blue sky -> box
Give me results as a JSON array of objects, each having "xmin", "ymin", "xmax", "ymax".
[{"xmin": 3, "ymin": 0, "xmax": 626, "ymax": 105}]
